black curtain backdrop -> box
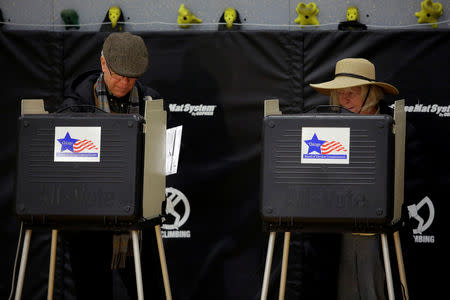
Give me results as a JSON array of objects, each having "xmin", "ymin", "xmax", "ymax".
[{"xmin": 1, "ymin": 29, "xmax": 448, "ymax": 300}]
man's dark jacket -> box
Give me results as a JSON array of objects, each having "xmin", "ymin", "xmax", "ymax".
[{"xmin": 61, "ymin": 70, "xmax": 160, "ymax": 115}]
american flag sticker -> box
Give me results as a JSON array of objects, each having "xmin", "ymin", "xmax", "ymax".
[
  {"xmin": 54, "ymin": 127, "xmax": 101, "ymax": 162},
  {"xmin": 301, "ymin": 127, "xmax": 350, "ymax": 164}
]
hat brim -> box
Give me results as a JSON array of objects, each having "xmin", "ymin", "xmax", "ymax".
[{"xmin": 310, "ymin": 76, "xmax": 399, "ymax": 95}]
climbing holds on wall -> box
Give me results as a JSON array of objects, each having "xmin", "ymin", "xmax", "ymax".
[
  {"xmin": 294, "ymin": 2, "xmax": 319, "ymax": 27},
  {"xmin": 415, "ymin": 0, "xmax": 443, "ymax": 28},
  {"xmin": 338, "ymin": 6, "xmax": 367, "ymax": 30},
  {"xmin": 100, "ymin": 6, "xmax": 125, "ymax": 32},
  {"xmin": 108, "ymin": 6, "xmax": 122, "ymax": 29},
  {"xmin": 346, "ymin": 6, "xmax": 359, "ymax": 22},
  {"xmin": 60, "ymin": 9, "xmax": 80, "ymax": 30},
  {"xmin": 218, "ymin": 7, "xmax": 241, "ymax": 31},
  {"xmin": 178, "ymin": 4, "xmax": 202, "ymax": 28},
  {"xmin": 224, "ymin": 7, "xmax": 237, "ymax": 29}
]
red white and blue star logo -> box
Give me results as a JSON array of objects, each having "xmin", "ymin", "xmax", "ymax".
[
  {"xmin": 301, "ymin": 128, "xmax": 350, "ymax": 164},
  {"xmin": 304, "ymin": 133, "xmax": 347, "ymax": 155},
  {"xmin": 304, "ymin": 133, "xmax": 326, "ymax": 154},
  {"xmin": 57, "ymin": 132, "xmax": 78, "ymax": 152},
  {"xmin": 54, "ymin": 127, "xmax": 101, "ymax": 162},
  {"xmin": 58, "ymin": 132, "xmax": 99, "ymax": 153}
]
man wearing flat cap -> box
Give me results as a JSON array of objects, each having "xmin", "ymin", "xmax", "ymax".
[
  {"xmin": 62, "ymin": 32, "xmax": 160, "ymax": 114},
  {"xmin": 62, "ymin": 32, "xmax": 164, "ymax": 299}
]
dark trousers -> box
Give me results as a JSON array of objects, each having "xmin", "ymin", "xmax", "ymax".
[
  {"xmin": 337, "ymin": 233, "xmax": 386, "ymax": 300},
  {"xmin": 66, "ymin": 230, "xmax": 164, "ymax": 300},
  {"xmin": 285, "ymin": 233, "xmax": 340, "ymax": 299}
]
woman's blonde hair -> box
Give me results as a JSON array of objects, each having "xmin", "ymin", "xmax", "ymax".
[{"xmin": 330, "ymin": 85, "xmax": 384, "ymax": 113}]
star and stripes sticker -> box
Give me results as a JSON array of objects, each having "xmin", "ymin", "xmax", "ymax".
[
  {"xmin": 58, "ymin": 132, "xmax": 99, "ymax": 153},
  {"xmin": 301, "ymin": 128, "xmax": 350, "ymax": 164},
  {"xmin": 304, "ymin": 133, "xmax": 347, "ymax": 155},
  {"xmin": 54, "ymin": 127, "xmax": 101, "ymax": 162}
]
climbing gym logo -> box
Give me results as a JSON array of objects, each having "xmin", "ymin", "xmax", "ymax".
[
  {"xmin": 301, "ymin": 127, "xmax": 350, "ymax": 164},
  {"xmin": 407, "ymin": 196, "xmax": 436, "ymax": 243},
  {"xmin": 168, "ymin": 103, "xmax": 217, "ymax": 116},
  {"xmin": 391, "ymin": 103, "xmax": 450, "ymax": 117},
  {"xmin": 161, "ymin": 187, "xmax": 191, "ymax": 239},
  {"xmin": 54, "ymin": 127, "xmax": 101, "ymax": 162}
]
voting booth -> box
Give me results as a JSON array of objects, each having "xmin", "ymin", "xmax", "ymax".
[
  {"xmin": 14, "ymin": 99, "xmax": 171, "ymax": 300},
  {"xmin": 16, "ymin": 112, "xmax": 146, "ymax": 225},
  {"xmin": 260, "ymin": 99, "xmax": 408, "ymax": 300},
  {"xmin": 261, "ymin": 107, "xmax": 396, "ymax": 232}
]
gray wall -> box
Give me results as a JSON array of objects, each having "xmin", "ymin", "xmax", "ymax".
[{"xmin": 1, "ymin": 0, "xmax": 449, "ymax": 31}]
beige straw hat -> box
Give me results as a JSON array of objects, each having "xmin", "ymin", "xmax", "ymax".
[{"xmin": 309, "ymin": 58, "xmax": 399, "ymax": 96}]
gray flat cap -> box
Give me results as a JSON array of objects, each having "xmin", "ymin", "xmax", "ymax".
[{"xmin": 102, "ymin": 32, "xmax": 148, "ymax": 78}]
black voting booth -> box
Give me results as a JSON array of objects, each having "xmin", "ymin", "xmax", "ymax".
[
  {"xmin": 14, "ymin": 100, "xmax": 171, "ymax": 300},
  {"xmin": 260, "ymin": 100, "xmax": 407, "ymax": 300},
  {"xmin": 16, "ymin": 112, "xmax": 145, "ymax": 224}
]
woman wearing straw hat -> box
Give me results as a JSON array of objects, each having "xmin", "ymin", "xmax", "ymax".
[
  {"xmin": 310, "ymin": 57, "xmax": 399, "ymax": 115},
  {"xmin": 309, "ymin": 58, "xmax": 399, "ymax": 300}
]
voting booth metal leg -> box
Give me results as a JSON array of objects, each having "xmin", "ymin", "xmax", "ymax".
[
  {"xmin": 14, "ymin": 228, "xmax": 168, "ymax": 300},
  {"xmin": 47, "ymin": 229, "xmax": 58, "ymax": 300},
  {"xmin": 15, "ymin": 229, "xmax": 32, "ymax": 300},
  {"xmin": 260, "ymin": 230, "xmax": 406, "ymax": 300},
  {"xmin": 393, "ymin": 231, "xmax": 409, "ymax": 300},
  {"xmin": 155, "ymin": 225, "xmax": 173, "ymax": 300},
  {"xmin": 261, "ymin": 231, "xmax": 276, "ymax": 300},
  {"xmin": 132, "ymin": 226, "xmax": 174, "ymax": 300},
  {"xmin": 381, "ymin": 233, "xmax": 395, "ymax": 300},
  {"xmin": 279, "ymin": 232, "xmax": 290, "ymax": 300},
  {"xmin": 131, "ymin": 230, "xmax": 144, "ymax": 300}
]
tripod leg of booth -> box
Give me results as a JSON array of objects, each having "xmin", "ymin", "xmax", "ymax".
[
  {"xmin": 381, "ymin": 233, "xmax": 395, "ymax": 300},
  {"xmin": 131, "ymin": 230, "xmax": 144, "ymax": 300},
  {"xmin": 47, "ymin": 229, "xmax": 58, "ymax": 300},
  {"xmin": 278, "ymin": 232, "xmax": 290, "ymax": 300},
  {"xmin": 155, "ymin": 224, "xmax": 173, "ymax": 300},
  {"xmin": 15, "ymin": 229, "xmax": 32, "ymax": 300},
  {"xmin": 394, "ymin": 231, "xmax": 409, "ymax": 300},
  {"xmin": 261, "ymin": 232, "xmax": 276, "ymax": 300}
]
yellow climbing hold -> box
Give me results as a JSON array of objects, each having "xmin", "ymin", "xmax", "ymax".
[
  {"xmin": 178, "ymin": 4, "xmax": 202, "ymax": 28},
  {"xmin": 346, "ymin": 6, "xmax": 359, "ymax": 22},
  {"xmin": 295, "ymin": 2, "xmax": 320, "ymax": 26},
  {"xmin": 224, "ymin": 7, "xmax": 237, "ymax": 29},
  {"xmin": 108, "ymin": 6, "xmax": 121, "ymax": 29},
  {"xmin": 415, "ymin": 0, "xmax": 443, "ymax": 28}
]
